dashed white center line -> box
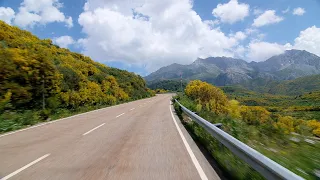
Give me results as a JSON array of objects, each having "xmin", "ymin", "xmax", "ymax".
[
  {"xmin": 83, "ymin": 123, "xmax": 105, "ymax": 136},
  {"xmin": 130, "ymin": 108, "xmax": 135, "ymax": 111},
  {"xmin": 1, "ymin": 154, "xmax": 50, "ymax": 180},
  {"xmin": 116, "ymin": 113, "xmax": 125, "ymax": 118}
]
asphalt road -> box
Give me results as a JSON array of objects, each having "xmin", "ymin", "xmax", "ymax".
[{"xmin": 0, "ymin": 94, "xmax": 220, "ymax": 180}]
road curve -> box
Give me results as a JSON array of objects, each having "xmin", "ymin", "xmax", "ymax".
[{"xmin": 0, "ymin": 94, "xmax": 220, "ymax": 180}]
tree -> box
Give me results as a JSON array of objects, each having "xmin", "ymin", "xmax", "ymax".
[
  {"xmin": 274, "ymin": 116, "xmax": 295, "ymax": 134},
  {"xmin": 240, "ymin": 106, "xmax": 271, "ymax": 125},
  {"xmin": 185, "ymin": 80, "xmax": 228, "ymax": 115}
]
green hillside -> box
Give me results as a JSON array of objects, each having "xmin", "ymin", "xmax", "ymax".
[
  {"xmin": 147, "ymin": 80, "xmax": 187, "ymax": 92},
  {"xmin": 0, "ymin": 21, "xmax": 154, "ymax": 132},
  {"xmin": 268, "ymin": 74, "xmax": 320, "ymax": 95}
]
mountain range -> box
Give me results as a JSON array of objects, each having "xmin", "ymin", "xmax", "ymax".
[{"xmin": 145, "ymin": 49, "xmax": 320, "ymax": 87}]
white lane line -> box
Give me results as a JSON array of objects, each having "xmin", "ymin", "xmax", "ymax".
[
  {"xmin": 116, "ymin": 113, "xmax": 125, "ymax": 118},
  {"xmin": 130, "ymin": 108, "xmax": 135, "ymax": 111},
  {"xmin": 1, "ymin": 154, "xmax": 50, "ymax": 180},
  {"xmin": 169, "ymin": 102, "xmax": 208, "ymax": 180},
  {"xmin": 83, "ymin": 123, "xmax": 105, "ymax": 136}
]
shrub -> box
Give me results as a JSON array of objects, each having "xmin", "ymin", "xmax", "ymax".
[{"xmin": 185, "ymin": 80, "xmax": 228, "ymax": 115}]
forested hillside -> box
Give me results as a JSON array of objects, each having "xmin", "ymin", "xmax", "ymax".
[
  {"xmin": 147, "ymin": 80, "xmax": 187, "ymax": 92},
  {"xmin": 0, "ymin": 21, "xmax": 154, "ymax": 132},
  {"xmin": 268, "ymin": 74, "xmax": 320, "ymax": 95}
]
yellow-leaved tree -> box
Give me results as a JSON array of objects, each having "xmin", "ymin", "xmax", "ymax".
[
  {"xmin": 307, "ymin": 120, "xmax": 320, "ymax": 137},
  {"xmin": 240, "ymin": 106, "xmax": 271, "ymax": 125},
  {"xmin": 228, "ymin": 100, "xmax": 241, "ymax": 119},
  {"xmin": 274, "ymin": 116, "xmax": 295, "ymax": 134},
  {"xmin": 185, "ymin": 80, "xmax": 228, "ymax": 115}
]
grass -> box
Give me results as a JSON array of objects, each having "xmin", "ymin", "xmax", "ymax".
[
  {"xmin": 222, "ymin": 87, "xmax": 320, "ymax": 121},
  {"xmin": 0, "ymin": 96, "xmax": 153, "ymax": 134},
  {"xmin": 174, "ymin": 94, "xmax": 320, "ymax": 180}
]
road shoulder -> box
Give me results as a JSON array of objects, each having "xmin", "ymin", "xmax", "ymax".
[{"xmin": 170, "ymin": 102, "xmax": 221, "ymax": 180}]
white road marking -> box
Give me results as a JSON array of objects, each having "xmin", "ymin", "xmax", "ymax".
[
  {"xmin": 1, "ymin": 154, "xmax": 50, "ymax": 180},
  {"xmin": 130, "ymin": 108, "xmax": 135, "ymax": 111},
  {"xmin": 0, "ymin": 123, "xmax": 50, "ymax": 138},
  {"xmin": 169, "ymin": 102, "xmax": 208, "ymax": 180},
  {"xmin": 83, "ymin": 123, "xmax": 105, "ymax": 136},
  {"xmin": 116, "ymin": 113, "xmax": 125, "ymax": 118},
  {"xmin": 0, "ymin": 97, "xmax": 156, "ymax": 138}
]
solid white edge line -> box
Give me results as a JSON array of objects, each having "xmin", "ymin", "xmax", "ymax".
[
  {"xmin": 0, "ymin": 96, "xmax": 157, "ymax": 138},
  {"xmin": 130, "ymin": 108, "xmax": 135, "ymax": 111},
  {"xmin": 169, "ymin": 102, "xmax": 208, "ymax": 180},
  {"xmin": 116, "ymin": 113, "xmax": 125, "ymax": 118},
  {"xmin": 82, "ymin": 123, "xmax": 105, "ymax": 136},
  {"xmin": 0, "ymin": 123, "xmax": 48, "ymax": 138},
  {"xmin": 1, "ymin": 154, "xmax": 50, "ymax": 180}
]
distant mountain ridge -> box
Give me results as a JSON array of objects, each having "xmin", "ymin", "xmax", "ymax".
[{"xmin": 145, "ymin": 50, "xmax": 320, "ymax": 86}]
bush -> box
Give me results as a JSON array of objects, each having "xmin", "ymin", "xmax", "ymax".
[{"xmin": 185, "ymin": 80, "xmax": 228, "ymax": 115}]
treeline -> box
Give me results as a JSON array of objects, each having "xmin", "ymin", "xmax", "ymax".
[
  {"xmin": 0, "ymin": 21, "xmax": 154, "ymax": 132},
  {"xmin": 147, "ymin": 80, "xmax": 187, "ymax": 92}
]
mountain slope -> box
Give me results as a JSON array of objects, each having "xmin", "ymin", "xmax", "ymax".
[
  {"xmin": 0, "ymin": 20, "xmax": 153, "ymax": 110},
  {"xmin": 145, "ymin": 50, "xmax": 320, "ymax": 87},
  {"xmin": 252, "ymin": 49, "xmax": 320, "ymax": 80},
  {"xmin": 145, "ymin": 57, "xmax": 253, "ymax": 84},
  {"xmin": 268, "ymin": 74, "xmax": 320, "ymax": 95}
]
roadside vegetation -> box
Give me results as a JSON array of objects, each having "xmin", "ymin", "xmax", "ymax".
[
  {"xmin": 174, "ymin": 80, "xmax": 320, "ymax": 179},
  {"xmin": 0, "ymin": 21, "xmax": 155, "ymax": 133}
]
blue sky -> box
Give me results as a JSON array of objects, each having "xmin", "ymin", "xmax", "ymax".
[{"xmin": 1, "ymin": 0, "xmax": 320, "ymax": 76}]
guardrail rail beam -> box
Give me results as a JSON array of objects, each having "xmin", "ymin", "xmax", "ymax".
[{"xmin": 175, "ymin": 99, "xmax": 303, "ymax": 180}]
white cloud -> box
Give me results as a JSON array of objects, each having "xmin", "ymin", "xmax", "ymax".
[
  {"xmin": 230, "ymin": 31, "xmax": 247, "ymax": 41},
  {"xmin": 212, "ymin": 0, "xmax": 249, "ymax": 24},
  {"xmin": 65, "ymin": 16, "xmax": 73, "ymax": 28},
  {"xmin": 256, "ymin": 33, "xmax": 266, "ymax": 40},
  {"xmin": 253, "ymin": 8, "xmax": 263, "ymax": 15},
  {"xmin": 53, "ymin": 35, "xmax": 74, "ymax": 48},
  {"xmin": 293, "ymin": 7, "xmax": 305, "ymax": 16},
  {"xmin": 244, "ymin": 26, "xmax": 320, "ymax": 62},
  {"xmin": 203, "ymin": 19, "xmax": 220, "ymax": 29},
  {"xmin": 234, "ymin": 45, "xmax": 245, "ymax": 58},
  {"xmin": 252, "ymin": 10, "xmax": 283, "ymax": 27},
  {"xmin": 0, "ymin": 7, "xmax": 15, "ymax": 24},
  {"xmin": 13, "ymin": 0, "xmax": 73, "ymax": 28},
  {"xmin": 14, "ymin": 7, "xmax": 41, "ymax": 27},
  {"xmin": 247, "ymin": 41, "xmax": 286, "ymax": 61},
  {"xmin": 282, "ymin": 7, "xmax": 290, "ymax": 14},
  {"xmin": 78, "ymin": 0, "xmax": 241, "ymax": 72},
  {"xmin": 293, "ymin": 26, "xmax": 320, "ymax": 56},
  {"xmin": 245, "ymin": 28, "xmax": 258, "ymax": 35}
]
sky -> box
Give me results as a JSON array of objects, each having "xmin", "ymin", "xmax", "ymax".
[{"xmin": 0, "ymin": 0, "xmax": 320, "ymax": 76}]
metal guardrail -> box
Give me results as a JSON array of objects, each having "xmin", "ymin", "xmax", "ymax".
[{"xmin": 175, "ymin": 99, "xmax": 304, "ymax": 180}]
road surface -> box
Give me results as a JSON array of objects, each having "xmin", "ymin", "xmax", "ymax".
[{"xmin": 0, "ymin": 94, "xmax": 220, "ymax": 180}]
